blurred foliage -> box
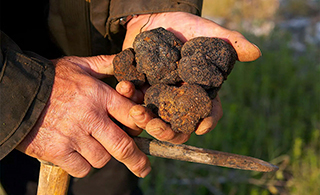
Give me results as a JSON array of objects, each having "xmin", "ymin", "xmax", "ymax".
[
  {"xmin": 139, "ymin": 23, "xmax": 320, "ymax": 195},
  {"xmin": 278, "ymin": 0, "xmax": 320, "ymax": 18},
  {"xmin": 202, "ymin": 0, "xmax": 279, "ymax": 21}
]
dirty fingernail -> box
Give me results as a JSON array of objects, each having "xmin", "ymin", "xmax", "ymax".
[
  {"xmin": 120, "ymin": 84, "xmax": 131, "ymax": 94},
  {"xmin": 130, "ymin": 109, "xmax": 145, "ymax": 121}
]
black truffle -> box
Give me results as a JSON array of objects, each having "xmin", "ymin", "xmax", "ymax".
[
  {"xmin": 145, "ymin": 84, "xmax": 212, "ymax": 134},
  {"xmin": 133, "ymin": 27, "xmax": 183, "ymax": 85}
]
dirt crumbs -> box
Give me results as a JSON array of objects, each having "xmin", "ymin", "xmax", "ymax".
[{"xmin": 113, "ymin": 27, "xmax": 237, "ymax": 134}]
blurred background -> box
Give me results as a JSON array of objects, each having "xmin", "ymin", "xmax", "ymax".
[{"xmin": 140, "ymin": 0, "xmax": 320, "ymax": 194}]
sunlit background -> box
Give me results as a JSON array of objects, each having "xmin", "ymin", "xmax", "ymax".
[{"xmin": 140, "ymin": 0, "xmax": 320, "ymax": 194}]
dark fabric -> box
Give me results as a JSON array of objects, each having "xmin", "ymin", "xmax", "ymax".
[
  {"xmin": 49, "ymin": 0, "xmax": 203, "ymax": 56},
  {"xmin": 0, "ymin": 150, "xmax": 40, "ymax": 195},
  {"xmin": 0, "ymin": 0, "xmax": 203, "ymax": 194},
  {"xmin": 0, "ymin": 32, "xmax": 55, "ymax": 159},
  {"xmin": 107, "ymin": 0, "xmax": 203, "ymax": 42},
  {"xmin": 69, "ymin": 158, "xmax": 142, "ymax": 195},
  {"xmin": 0, "ymin": 151, "xmax": 142, "ymax": 195}
]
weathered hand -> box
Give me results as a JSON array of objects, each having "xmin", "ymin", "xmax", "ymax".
[
  {"xmin": 16, "ymin": 56, "xmax": 151, "ymax": 178},
  {"xmin": 118, "ymin": 12, "xmax": 261, "ymax": 143},
  {"xmin": 124, "ymin": 12, "xmax": 261, "ymax": 61}
]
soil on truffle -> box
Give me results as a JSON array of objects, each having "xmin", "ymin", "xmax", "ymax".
[
  {"xmin": 133, "ymin": 27, "xmax": 183, "ymax": 85},
  {"xmin": 178, "ymin": 37, "xmax": 237, "ymax": 89},
  {"xmin": 113, "ymin": 48, "xmax": 145, "ymax": 86},
  {"xmin": 145, "ymin": 84, "xmax": 212, "ymax": 134}
]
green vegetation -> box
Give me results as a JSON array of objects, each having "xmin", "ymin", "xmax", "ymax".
[{"xmin": 139, "ymin": 30, "xmax": 320, "ymax": 195}]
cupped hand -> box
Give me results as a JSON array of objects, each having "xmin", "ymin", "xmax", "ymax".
[
  {"xmin": 16, "ymin": 55, "xmax": 151, "ymax": 178},
  {"xmin": 118, "ymin": 12, "xmax": 261, "ymax": 142},
  {"xmin": 124, "ymin": 12, "xmax": 261, "ymax": 62}
]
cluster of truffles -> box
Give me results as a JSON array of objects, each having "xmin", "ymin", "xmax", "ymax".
[{"xmin": 114, "ymin": 27, "xmax": 237, "ymax": 134}]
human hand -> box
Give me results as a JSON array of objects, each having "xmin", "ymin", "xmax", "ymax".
[
  {"xmin": 16, "ymin": 55, "xmax": 151, "ymax": 178},
  {"xmin": 117, "ymin": 12, "xmax": 261, "ymax": 142}
]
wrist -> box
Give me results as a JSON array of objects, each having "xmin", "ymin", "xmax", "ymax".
[{"xmin": 119, "ymin": 14, "xmax": 139, "ymax": 28}]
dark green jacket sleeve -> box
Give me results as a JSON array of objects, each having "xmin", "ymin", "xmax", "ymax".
[
  {"xmin": 49, "ymin": 0, "xmax": 203, "ymax": 56},
  {"xmin": 0, "ymin": 32, "xmax": 55, "ymax": 159},
  {"xmin": 106, "ymin": 0, "xmax": 203, "ymax": 40}
]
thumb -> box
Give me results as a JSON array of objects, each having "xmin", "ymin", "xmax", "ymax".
[
  {"xmin": 62, "ymin": 55, "xmax": 116, "ymax": 79},
  {"xmin": 212, "ymin": 30, "xmax": 262, "ymax": 62}
]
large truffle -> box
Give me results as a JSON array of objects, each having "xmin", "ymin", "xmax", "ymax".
[
  {"xmin": 113, "ymin": 48, "xmax": 145, "ymax": 86},
  {"xmin": 133, "ymin": 27, "xmax": 183, "ymax": 85},
  {"xmin": 145, "ymin": 84, "xmax": 212, "ymax": 134},
  {"xmin": 178, "ymin": 37, "xmax": 237, "ymax": 89}
]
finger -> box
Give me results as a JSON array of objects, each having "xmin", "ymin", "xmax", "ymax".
[
  {"xmin": 92, "ymin": 117, "xmax": 151, "ymax": 178},
  {"xmin": 124, "ymin": 105, "xmax": 156, "ymax": 136},
  {"xmin": 129, "ymin": 105, "xmax": 156, "ymax": 128},
  {"xmin": 221, "ymin": 30, "xmax": 261, "ymax": 62},
  {"xmin": 72, "ymin": 134, "xmax": 112, "ymax": 169},
  {"xmin": 195, "ymin": 95, "xmax": 223, "ymax": 135},
  {"xmin": 84, "ymin": 55, "xmax": 116, "ymax": 76},
  {"xmin": 116, "ymin": 81, "xmax": 144, "ymax": 104},
  {"xmin": 53, "ymin": 150, "xmax": 92, "ymax": 178},
  {"xmin": 123, "ymin": 126, "xmax": 143, "ymax": 137},
  {"xmin": 105, "ymin": 86, "xmax": 142, "ymax": 131},
  {"xmin": 63, "ymin": 55, "xmax": 116, "ymax": 79},
  {"xmin": 187, "ymin": 19, "xmax": 261, "ymax": 62},
  {"xmin": 145, "ymin": 118, "xmax": 190, "ymax": 144}
]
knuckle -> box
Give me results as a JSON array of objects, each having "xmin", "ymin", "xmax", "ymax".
[
  {"xmin": 55, "ymin": 151, "xmax": 91, "ymax": 178},
  {"xmin": 91, "ymin": 153, "xmax": 111, "ymax": 169},
  {"xmin": 112, "ymin": 137, "xmax": 136, "ymax": 161},
  {"xmin": 130, "ymin": 155, "xmax": 149, "ymax": 173},
  {"xmin": 72, "ymin": 165, "xmax": 91, "ymax": 178},
  {"xmin": 152, "ymin": 128, "xmax": 175, "ymax": 141},
  {"xmin": 172, "ymin": 134, "xmax": 190, "ymax": 144}
]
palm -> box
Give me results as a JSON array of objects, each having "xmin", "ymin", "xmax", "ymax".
[{"xmin": 124, "ymin": 12, "xmax": 261, "ymax": 62}]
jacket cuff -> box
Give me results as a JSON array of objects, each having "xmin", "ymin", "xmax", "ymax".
[
  {"xmin": 107, "ymin": 0, "xmax": 203, "ymax": 39},
  {"xmin": 0, "ymin": 33, "xmax": 55, "ymax": 160}
]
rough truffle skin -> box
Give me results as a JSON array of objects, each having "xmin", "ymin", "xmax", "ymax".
[
  {"xmin": 133, "ymin": 27, "xmax": 183, "ymax": 85},
  {"xmin": 178, "ymin": 37, "xmax": 238, "ymax": 89},
  {"xmin": 145, "ymin": 84, "xmax": 212, "ymax": 134},
  {"xmin": 114, "ymin": 29, "xmax": 239, "ymax": 134},
  {"xmin": 113, "ymin": 48, "xmax": 146, "ymax": 86}
]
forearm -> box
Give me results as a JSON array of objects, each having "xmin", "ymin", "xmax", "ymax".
[{"xmin": 0, "ymin": 31, "xmax": 55, "ymax": 159}]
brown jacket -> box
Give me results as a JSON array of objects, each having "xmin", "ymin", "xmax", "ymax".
[{"xmin": 0, "ymin": 0, "xmax": 203, "ymax": 159}]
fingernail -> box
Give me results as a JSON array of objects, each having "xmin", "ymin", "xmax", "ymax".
[
  {"xmin": 252, "ymin": 43, "xmax": 262, "ymax": 57},
  {"xmin": 120, "ymin": 84, "xmax": 130, "ymax": 94},
  {"xmin": 195, "ymin": 128, "xmax": 209, "ymax": 135},
  {"xmin": 140, "ymin": 166, "xmax": 152, "ymax": 178},
  {"xmin": 130, "ymin": 109, "xmax": 145, "ymax": 121}
]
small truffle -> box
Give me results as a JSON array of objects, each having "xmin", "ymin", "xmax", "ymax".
[
  {"xmin": 113, "ymin": 48, "xmax": 145, "ymax": 86},
  {"xmin": 133, "ymin": 27, "xmax": 183, "ymax": 85},
  {"xmin": 145, "ymin": 84, "xmax": 212, "ymax": 134}
]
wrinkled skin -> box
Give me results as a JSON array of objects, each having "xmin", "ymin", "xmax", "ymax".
[{"xmin": 17, "ymin": 56, "xmax": 152, "ymax": 178}]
